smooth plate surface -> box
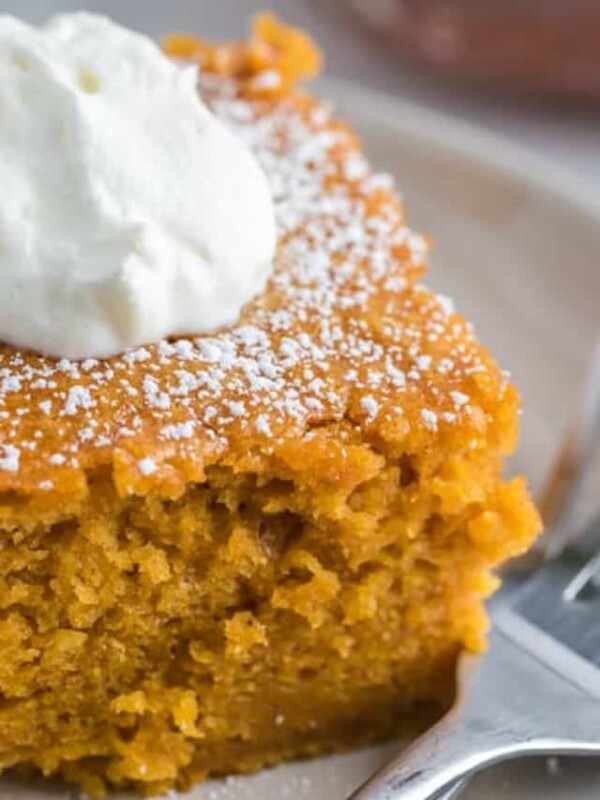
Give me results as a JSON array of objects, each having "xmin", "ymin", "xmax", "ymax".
[{"xmin": 2, "ymin": 29, "xmax": 600, "ymax": 800}]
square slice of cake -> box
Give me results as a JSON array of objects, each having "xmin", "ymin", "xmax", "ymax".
[{"xmin": 0, "ymin": 14, "xmax": 540, "ymax": 797}]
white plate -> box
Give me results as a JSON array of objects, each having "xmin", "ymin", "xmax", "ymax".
[{"xmin": 3, "ymin": 16, "xmax": 600, "ymax": 800}]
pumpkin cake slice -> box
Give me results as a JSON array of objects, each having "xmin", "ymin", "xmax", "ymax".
[{"xmin": 0, "ymin": 14, "xmax": 540, "ymax": 797}]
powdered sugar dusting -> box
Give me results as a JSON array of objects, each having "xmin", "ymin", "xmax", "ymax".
[
  {"xmin": 138, "ymin": 458, "xmax": 158, "ymax": 476},
  {"xmin": 420, "ymin": 409, "xmax": 439, "ymax": 432},
  {"xmin": 0, "ymin": 73, "xmax": 497, "ymax": 487},
  {"xmin": 0, "ymin": 444, "xmax": 19, "ymax": 473}
]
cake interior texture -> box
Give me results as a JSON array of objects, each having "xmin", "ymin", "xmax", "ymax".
[{"xmin": 0, "ymin": 15, "xmax": 540, "ymax": 796}]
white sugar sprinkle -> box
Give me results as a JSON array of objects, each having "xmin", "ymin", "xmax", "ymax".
[
  {"xmin": 343, "ymin": 154, "xmax": 369, "ymax": 181},
  {"xmin": 161, "ymin": 422, "xmax": 195, "ymax": 440},
  {"xmin": 227, "ymin": 401, "xmax": 246, "ymax": 418},
  {"xmin": 251, "ymin": 69, "xmax": 281, "ymax": 89},
  {"xmin": 420, "ymin": 409, "xmax": 438, "ymax": 432},
  {"xmin": 138, "ymin": 458, "xmax": 158, "ymax": 476},
  {"xmin": 360, "ymin": 395, "xmax": 379, "ymax": 421},
  {"xmin": 437, "ymin": 294, "xmax": 455, "ymax": 316},
  {"xmin": 0, "ymin": 444, "xmax": 20, "ymax": 472},
  {"xmin": 1, "ymin": 376, "xmax": 20, "ymax": 393},
  {"xmin": 255, "ymin": 415, "xmax": 271, "ymax": 436},
  {"xmin": 63, "ymin": 386, "xmax": 94, "ymax": 416},
  {"xmin": 450, "ymin": 391, "xmax": 469, "ymax": 406}
]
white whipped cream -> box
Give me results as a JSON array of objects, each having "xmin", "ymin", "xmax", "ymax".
[{"xmin": 0, "ymin": 13, "xmax": 276, "ymax": 359}]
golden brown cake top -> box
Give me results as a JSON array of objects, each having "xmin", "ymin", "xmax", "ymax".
[{"xmin": 0, "ymin": 16, "xmax": 517, "ymax": 503}]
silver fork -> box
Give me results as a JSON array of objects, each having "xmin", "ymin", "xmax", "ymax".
[{"xmin": 350, "ymin": 341, "xmax": 600, "ymax": 800}]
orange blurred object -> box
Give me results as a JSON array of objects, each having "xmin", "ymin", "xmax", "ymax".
[{"xmin": 346, "ymin": 0, "xmax": 600, "ymax": 98}]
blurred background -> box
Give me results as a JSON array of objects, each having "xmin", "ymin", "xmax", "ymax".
[{"xmin": 3, "ymin": 0, "xmax": 599, "ymax": 194}]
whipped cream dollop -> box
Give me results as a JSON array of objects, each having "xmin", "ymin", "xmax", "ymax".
[{"xmin": 0, "ymin": 13, "xmax": 276, "ymax": 359}]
